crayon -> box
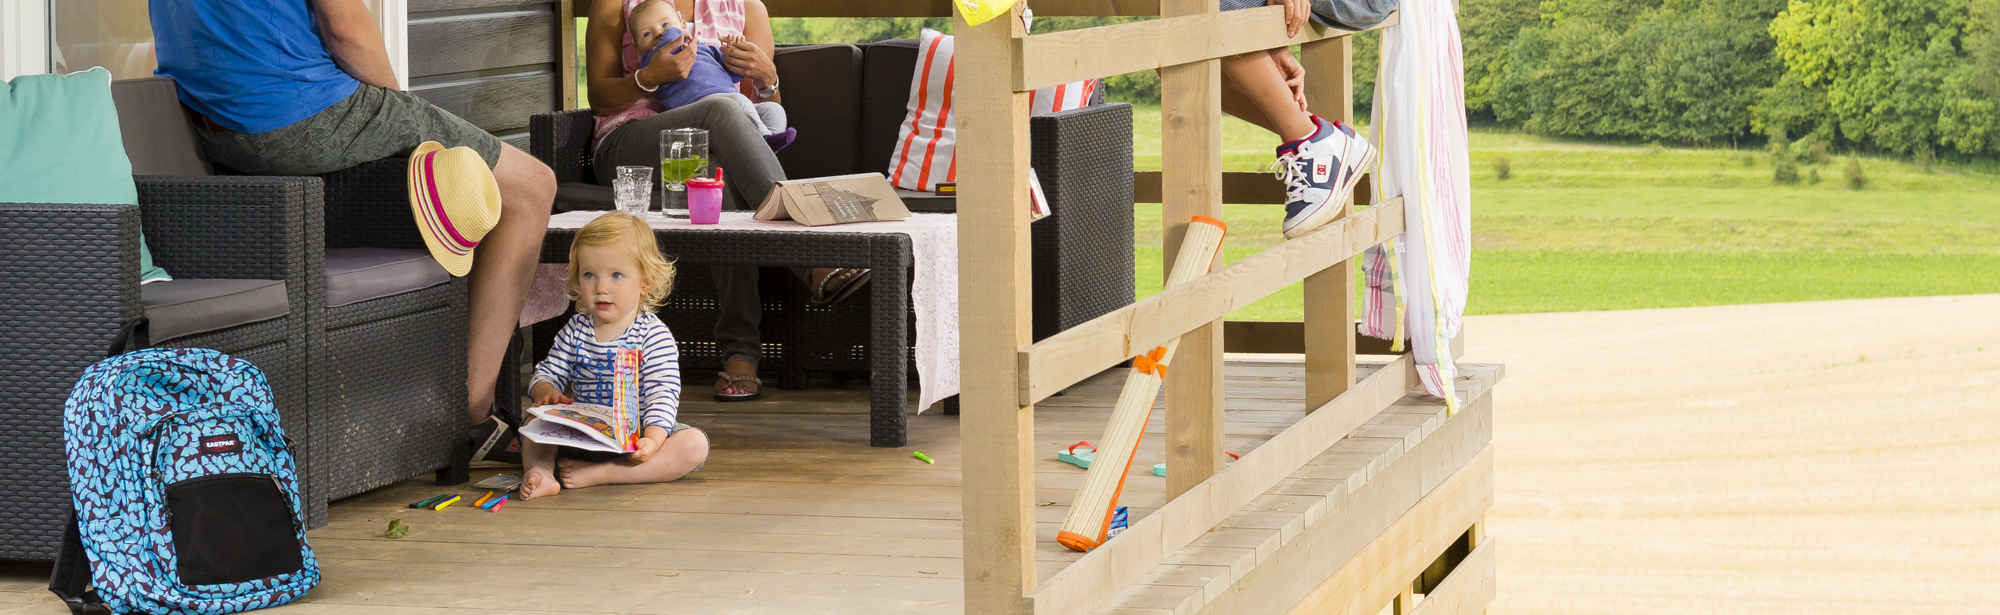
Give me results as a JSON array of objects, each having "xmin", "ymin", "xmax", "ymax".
[
  {"xmin": 483, "ymin": 494, "xmax": 509, "ymax": 511},
  {"xmin": 912, "ymin": 451, "xmax": 935, "ymax": 464},
  {"xmin": 431, "ymin": 495, "xmax": 462, "ymax": 511},
  {"xmin": 408, "ymin": 494, "xmax": 450, "ymax": 509},
  {"xmin": 490, "ymin": 497, "xmax": 507, "ymax": 512},
  {"xmin": 473, "ymin": 491, "xmax": 495, "ymax": 507}
]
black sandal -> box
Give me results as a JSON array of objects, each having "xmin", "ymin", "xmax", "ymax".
[{"xmin": 810, "ymin": 268, "xmax": 872, "ymax": 306}]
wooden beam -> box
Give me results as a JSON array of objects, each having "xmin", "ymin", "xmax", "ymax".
[
  {"xmin": 1031, "ymin": 356, "xmax": 1417, "ymax": 615},
  {"xmin": 1301, "ymin": 35, "xmax": 1356, "ymax": 411},
  {"xmin": 1020, "ymin": 200, "xmax": 1402, "ymax": 405},
  {"xmin": 1158, "ymin": 0, "xmax": 1225, "ymax": 503},
  {"xmin": 1406, "ymin": 541, "xmax": 1498, "ymax": 615},
  {"xmin": 1224, "ymin": 321, "xmax": 1465, "ymax": 358},
  {"xmin": 1017, "ymin": 7, "xmax": 1397, "ymax": 91},
  {"xmin": 1031, "ymin": 0, "xmax": 1162, "ymax": 15},
  {"xmin": 1136, "ymin": 171, "xmax": 1370, "ymax": 205},
  {"xmin": 1282, "ymin": 448, "xmax": 1495, "ymax": 615},
  {"xmin": 558, "ymin": 0, "xmax": 577, "ymax": 110},
  {"xmin": 955, "ymin": 5, "xmax": 1037, "ymax": 614},
  {"xmin": 761, "ymin": 0, "xmax": 952, "ymax": 17}
]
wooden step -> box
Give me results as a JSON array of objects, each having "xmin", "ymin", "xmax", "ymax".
[{"xmin": 1091, "ymin": 364, "xmax": 1502, "ymax": 615}]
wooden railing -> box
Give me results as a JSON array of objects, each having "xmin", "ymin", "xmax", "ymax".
[{"xmin": 948, "ymin": 2, "xmax": 1462, "ymax": 614}]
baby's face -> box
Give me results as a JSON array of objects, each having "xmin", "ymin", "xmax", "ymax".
[{"xmin": 628, "ymin": 1, "xmax": 685, "ymax": 54}]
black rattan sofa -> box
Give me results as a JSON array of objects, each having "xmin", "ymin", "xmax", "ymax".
[
  {"xmin": 0, "ymin": 79, "xmax": 318, "ymax": 560},
  {"xmin": 527, "ymin": 41, "xmax": 1135, "ymax": 400}
]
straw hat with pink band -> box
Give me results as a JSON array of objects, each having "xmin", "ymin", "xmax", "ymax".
[{"xmin": 406, "ymin": 141, "xmax": 502, "ymax": 276}]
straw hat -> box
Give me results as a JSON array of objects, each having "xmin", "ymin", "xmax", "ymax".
[{"xmin": 406, "ymin": 141, "xmax": 501, "ymax": 276}]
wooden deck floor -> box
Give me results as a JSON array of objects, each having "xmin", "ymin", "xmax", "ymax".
[{"xmin": 1, "ymin": 357, "xmax": 1407, "ymax": 614}]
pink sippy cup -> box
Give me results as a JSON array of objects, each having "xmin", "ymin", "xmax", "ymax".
[{"xmin": 686, "ymin": 168, "xmax": 724, "ymax": 225}]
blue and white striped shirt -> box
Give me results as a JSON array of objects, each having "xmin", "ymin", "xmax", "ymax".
[{"xmin": 530, "ymin": 312, "xmax": 682, "ymax": 431}]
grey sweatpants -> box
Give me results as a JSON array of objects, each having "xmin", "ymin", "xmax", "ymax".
[
  {"xmin": 712, "ymin": 92, "xmax": 789, "ymax": 136},
  {"xmin": 593, "ymin": 96, "xmax": 795, "ymax": 365}
]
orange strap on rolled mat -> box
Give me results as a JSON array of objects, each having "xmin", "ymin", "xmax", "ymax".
[{"xmin": 1058, "ymin": 216, "xmax": 1226, "ymax": 552}]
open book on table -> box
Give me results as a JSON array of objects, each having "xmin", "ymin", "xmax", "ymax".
[{"xmin": 519, "ymin": 403, "xmax": 638, "ymax": 454}]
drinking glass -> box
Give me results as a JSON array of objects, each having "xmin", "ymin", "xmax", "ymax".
[
  {"xmin": 660, "ymin": 128, "xmax": 710, "ymax": 210},
  {"xmin": 612, "ymin": 166, "xmax": 653, "ymax": 216}
]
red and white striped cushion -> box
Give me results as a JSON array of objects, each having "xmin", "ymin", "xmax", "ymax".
[
  {"xmin": 888, "ymin": 29, "xmax": 1099, "ymax": 192},
  {"xmin": 888, "ymin": 29, "xmax": 958, "ymax": 192}
]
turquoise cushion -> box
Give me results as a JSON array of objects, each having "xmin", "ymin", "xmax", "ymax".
[{"xmin": 0, "ymin": 68, "xmax": 171, "ymax": 283}]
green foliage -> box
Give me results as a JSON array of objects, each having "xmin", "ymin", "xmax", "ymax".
[
  {"xmin": 1494, "ymin": 155, "xmax": 1513, "ymax": 179},
  {"xmin": 1462, "ymin": 0, "xmax": 1544, "ymax": 117},
  {"xmin": 1486, "ymin": 0, "xmax": 1782, "ymax": 144},
  {"xmin": 770, "ymin": 17, "xmax": 952, "ymax": 45},
  {"xmin": 1845, "ymin": 154, "xmax": 1869, "ymax": 189},
  {"xmin": 1769, "ymin": 128, "xmax": 1800, "ymax": 183},
  {"xmin": 1765, "ymin": 0, "xmax": 1998, "ymax": 155},
  {"xmin": 384, "ymin": 519, "xmax": 409, "ymax": 539}
]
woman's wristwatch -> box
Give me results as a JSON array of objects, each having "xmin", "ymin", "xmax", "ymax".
[{"xmin": 756, "ymin": 77, "xmax": 779, "ymax": 99}]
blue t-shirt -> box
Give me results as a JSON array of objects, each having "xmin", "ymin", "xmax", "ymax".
[
  {"xmin": 150, "ymin": 0, "xmax": 362, "ymax": 134},
  {"xmin": 640, "ymin": 28, "xmax": 743, "ymax": 110}
]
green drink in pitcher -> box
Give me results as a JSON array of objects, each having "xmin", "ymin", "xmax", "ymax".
[{"xmin": 660, "ymin": 128, "xmax": 710, "ymax": 210}]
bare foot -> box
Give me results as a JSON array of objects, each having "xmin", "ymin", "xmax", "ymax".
[
  {"xmin": 557, "ymin": 458, "xmax": 611, "ymax": 490},
  {"xmin": 521, "ymin": 466, "xmax": 561, "ymax": 499},
  {"xmin": 714, "ymin": 359, "xmax": 759, "ymax": 398}
]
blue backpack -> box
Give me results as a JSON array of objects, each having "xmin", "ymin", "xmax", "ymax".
[{"xmin": 51, "ymin": 347, "xmax": 319, "ymax": 614}]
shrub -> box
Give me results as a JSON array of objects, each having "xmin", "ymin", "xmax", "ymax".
[
  {"xmin": 1493, "ymin": 156, "xmax": 1513, "ymax": 180},
  {"xmin": 1739, "ymin": 152, "xmax": 1756, "ymax": 167},
  {"xmin": 1844, "ymin": 155, "xmax": 1868, "ymax": 190},
  {"xmin": 1769, "ymin": 130, "xmax": 1800, "ymax": 184},
  {"xmin": 1808, "ymin": 141, "xmax": 1830, "ymax": 164},
  {"xmin": 1809, "ymin": 168, "xmax": 1823, "ymax": 184}
]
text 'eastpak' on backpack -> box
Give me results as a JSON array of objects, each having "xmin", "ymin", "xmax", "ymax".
[{"xmin": 52, "ymin": 347, "xmax": 319, "ymax": 614}]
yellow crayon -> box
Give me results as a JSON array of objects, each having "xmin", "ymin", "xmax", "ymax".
[{"xmin": 431, "ymin": 495, "xmax": 462, "ymax": 511}]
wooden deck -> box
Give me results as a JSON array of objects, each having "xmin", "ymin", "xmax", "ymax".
[{"xmin": 0, "ymin": 357, "xmax": 1496, "ymax": 614}]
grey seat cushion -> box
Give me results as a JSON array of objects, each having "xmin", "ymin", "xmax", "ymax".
[
  {"xmin": 327, "ymin": 248, "xmax": 451, "ymax": 308},
  {"xmin": 142, "ymin": 279, "xmax": 288, "ymax": 343},
  {"xmin": 773, "ymin": 44, "xmax": 864, "ymax": 180}
]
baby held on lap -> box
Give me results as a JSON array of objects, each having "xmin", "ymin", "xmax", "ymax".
[{"xmin": 628, "ymin": 0, "xmax": 795, "ymax": 152}]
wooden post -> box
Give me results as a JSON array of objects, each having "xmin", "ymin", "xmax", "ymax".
[
  {"xmin": 956, "ymin": 5, "xmax": 1037, "ymax": 614},
  {"xmin": 1160, "ymin": 0, "xmax": 1226, "ymax": 500},
  {"xmin": 559, "ymin": 0, "xmax": 578, "ymax": 110},
  {"xmin": 1300, "ymin": 36, "xmax": 1356, "ymax": 411}
]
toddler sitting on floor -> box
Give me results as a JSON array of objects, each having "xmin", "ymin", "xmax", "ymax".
[
  {"xmin": 520, "ymin": 212, "xmax": 710, "ymax": 499},
  {"xmin": 628, "ymin": 0, "xmax": 795, "ymax": 152}
]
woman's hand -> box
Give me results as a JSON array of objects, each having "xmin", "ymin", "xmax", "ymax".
[
  {"xmin": 720, "ymin": 34, "xmax": 778, "ymax": 89},
  {"xmin": 626, "ymin": 425, "xmax": 671, "ymax": 463},
  {"xmin": 1268, "ymin": 0, "xmax": 1309, "ymax": 38},
  {"xmin": 636, "ymin": 32, "xmax": 699, "ymax": 89},
  {"xmin": 529, "ymin": 381, "xmax": 573, "ymax": 408}
]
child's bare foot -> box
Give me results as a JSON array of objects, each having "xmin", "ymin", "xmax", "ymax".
[
  {"xmin": 556, "ymin": 458, "xmax": 614, "ymax": 490},
  {"xmin": 521, "ymin": 466, "xmax": 561, "ymax": 499}
]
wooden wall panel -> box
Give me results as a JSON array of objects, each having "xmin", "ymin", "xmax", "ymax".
[
  {"xmin": 410, "ymin": 70, "xmax": 557, "ymax": 135},
  {"xmin": 407, "ymin": 8, "xmax": 556, "ymax": 79}
]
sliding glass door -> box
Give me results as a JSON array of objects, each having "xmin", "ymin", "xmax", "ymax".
[{"xmin": 51, "ymin": 0, "xmax": 155, "ymax": 79}]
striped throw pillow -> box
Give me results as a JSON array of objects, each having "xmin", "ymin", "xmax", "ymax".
[{"xmin": 888, "ymin": 29, "xmax": 1099, "ymax": 192}]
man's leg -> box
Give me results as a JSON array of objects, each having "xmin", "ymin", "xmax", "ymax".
[
  {"xmin": 466, "ymin": 144, "xmax": 555, "ymax": 424},
  {"xmin": 1220, "ymin": 51, "xmax": 1317, "ymax": 141}
]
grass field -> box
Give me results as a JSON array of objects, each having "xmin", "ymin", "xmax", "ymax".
[{"xmin": 1126, "ymin": 106, "xmax": 2000, "ymax": 319}]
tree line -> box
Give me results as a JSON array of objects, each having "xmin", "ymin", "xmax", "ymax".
[{"xmin": 774, "ymin": 0, "xmax": 2000, "ymax": 158}]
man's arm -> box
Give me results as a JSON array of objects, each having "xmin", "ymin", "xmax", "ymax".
[{"xmin": 311, "ymin": 0, "xmax": 400, "ymax": 89}]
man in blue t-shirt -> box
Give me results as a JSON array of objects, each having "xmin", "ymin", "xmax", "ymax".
[{"xmin": 150, "ymin": 0, "xmax": 558, "ymax": 441}]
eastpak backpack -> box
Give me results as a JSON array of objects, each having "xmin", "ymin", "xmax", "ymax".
[{"xmin": 51, "ymin": 347, "xmax": 319, "ymax": 614}]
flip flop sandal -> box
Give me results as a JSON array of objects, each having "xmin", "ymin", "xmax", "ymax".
[
  {"xmin": 810, "ymin": 268, "xmax": 873, "ymax": 306},
  {"xmin": 1153, "ymin": 451, "xmax": 1238, "ymax": 477},
  {"xmin": 714, "ymin": 371, "xmax": 763, "ymax": 402},
  {"xmin": 1057, "ymin": 441, "xmax": 1097, "ymax": 469}
]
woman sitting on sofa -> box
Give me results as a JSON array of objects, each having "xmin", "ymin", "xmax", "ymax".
[{"xmin": 583, "ymin": 0, "xmax": 864, "ymax": 401}]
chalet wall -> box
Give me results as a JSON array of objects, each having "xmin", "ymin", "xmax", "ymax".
[{"xmin": 407, "ymin": 0, "xmax": 562, "ymax": 151}]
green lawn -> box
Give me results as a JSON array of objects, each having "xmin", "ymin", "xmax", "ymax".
[{"xmin": 1124, "ymin": 106, "xmax": 2000, "ymax": 319}]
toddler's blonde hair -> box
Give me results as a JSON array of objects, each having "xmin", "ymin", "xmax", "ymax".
[{"xmin": 567, "ymin": 212, "xmax": 675, "ymax": 309}]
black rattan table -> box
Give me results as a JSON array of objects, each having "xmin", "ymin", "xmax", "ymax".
[{"xmin": 541, "ymin": 219, "xmax": 916, "ymax": 447}]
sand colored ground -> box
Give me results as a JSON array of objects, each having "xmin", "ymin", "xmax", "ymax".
[{"xmin": 1462, "ymin": 294, "xmax": 2000, "ymax": 614}]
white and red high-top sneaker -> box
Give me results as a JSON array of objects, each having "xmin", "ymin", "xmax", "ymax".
[{"xmin": 1274, "ymin": 116, "xmax": 1376, "ymax": 239}]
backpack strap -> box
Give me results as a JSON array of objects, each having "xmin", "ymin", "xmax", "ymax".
[
  {"xmin": 49, "ymin": 511, "xmax": 112, "ymax": 615},
  {"xmin": 107, "ymin": 317, "xmax": 149, "ymax": 356}
]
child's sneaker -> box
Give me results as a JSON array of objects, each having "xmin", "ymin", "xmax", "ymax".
[{"xmin": 1273, "ymin": 116, "xmax": 1376, "ymax": 239}]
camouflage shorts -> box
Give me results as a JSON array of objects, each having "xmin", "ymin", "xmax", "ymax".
[{"xmin": 196, "ymin": 84, "xmax": 501, "ymax": 176}]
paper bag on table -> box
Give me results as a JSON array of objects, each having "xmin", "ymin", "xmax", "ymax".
[{"xmin": 754, "ymin": 173, "xmax": 912, "ymax": 226}]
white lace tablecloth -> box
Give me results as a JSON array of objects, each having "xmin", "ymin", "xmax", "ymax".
[{"xmin": 535, "ymin": 211, "xmax": 960, "ymax": 411}]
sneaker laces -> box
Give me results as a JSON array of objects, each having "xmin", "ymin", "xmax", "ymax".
[{"xmin": 1268, "ymin": 152, "xmax": 1315, "ymax": 203}]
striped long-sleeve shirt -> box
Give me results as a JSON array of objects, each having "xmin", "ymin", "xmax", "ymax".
[{"xmin": 530, "ymin": 312, "xmax": 682, "ymax": 432}]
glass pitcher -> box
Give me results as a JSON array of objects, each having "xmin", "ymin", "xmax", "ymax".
[{"xmin": 659, "ymin": 128, "xmax": 710, "ymax": 209}]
